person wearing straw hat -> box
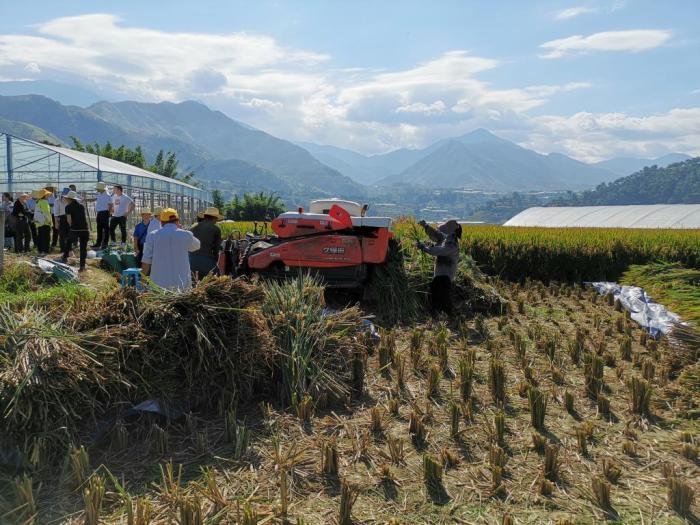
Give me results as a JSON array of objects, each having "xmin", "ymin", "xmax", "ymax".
[
  {"xmin": 189, "ymin": 207, "xmax": 223, "ymax": 278},
  {"xmin": 32, "ymin": 189, "xmax": 53, "ymax": 255},
  {"xmin": 11, "ymin": 193, "xmax": 31, "ymax": 253},
  {"xmin": 147, "ymin": 207, "xmax": 162, "ymax": 235},
  {"xmin": 92, "ymin": 181, "xmax": 112, "ymax": 250},
  {"xmin": 141, "ymin": 208, "xmax": 200, "ymax": 291},
  {"xmin": 62, "ymin": 190, "xmax": 89, "ymax": 271},
  {"xmin": 132, "ymin": 209, "xmax": 153, "ymax": 265}
]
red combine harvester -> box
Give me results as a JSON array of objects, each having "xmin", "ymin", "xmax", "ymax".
[{"xmin": 222, "ymin": 199, "xmax": 394, "ymax": 288}]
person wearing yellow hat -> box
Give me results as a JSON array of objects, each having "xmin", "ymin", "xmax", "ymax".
[
  {"xmin": 141, "ymin": 208, "xmax": 200, "ymax": 291},
  {"xmin": 132, "ymin": 209, "xmax": 153, "ymax": 264},
  {"xmin": 32, "ymin": 189, "xmax": 53, "ymax": 255},
  {"xmin": 189, "ymin": 207, "xmax": 224, "ymax": 278}
]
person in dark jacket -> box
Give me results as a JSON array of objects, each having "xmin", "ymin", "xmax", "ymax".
[
  {"xmin": 416, "ymin": 219, "xmax": 462, "ymax": 316},
  {"xmin": 11, "ymin": 193, "xmax": 31, "ymax": 253},
  {"xmin": 132, "ymin": 210, "xmax": 152, "ymax": 265},
  {"xmin": 190, "ymin": 207, "xmax": 223, "ymax": 278},
  {"xmin": 62, "ymin": 191, "xmax": 89, "ymax": 271}
]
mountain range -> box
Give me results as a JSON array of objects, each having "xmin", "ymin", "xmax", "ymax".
[
  {"xmin": 299, "ymin": 130, "xmax": 690, "ymax": 191},
  {"xmin": 0, "ymin": 86, "xmax": 692, "ymax": 198},
  {"xmin": 0, "ymin": 94, "xmax": 363, "ymax": 201}
]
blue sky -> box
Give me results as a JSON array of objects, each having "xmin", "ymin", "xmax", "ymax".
[{"xmin": 0, "ymin": 0, "xmax": 698, "ymax": 160}]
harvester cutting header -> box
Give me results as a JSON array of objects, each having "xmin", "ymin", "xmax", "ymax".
[{"xmin": 221, "ymin": 199, "xmax": 394, "ymax": 288}]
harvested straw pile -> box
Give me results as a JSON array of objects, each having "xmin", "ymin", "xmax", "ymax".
[{"xmin": 1, "ymin": 277, "xmax": 273, "ymax": 453}]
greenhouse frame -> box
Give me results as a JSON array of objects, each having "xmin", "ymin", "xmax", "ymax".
[{"xmin": 0, "ymin": 133, "xmax": 210, "ymax": 226}]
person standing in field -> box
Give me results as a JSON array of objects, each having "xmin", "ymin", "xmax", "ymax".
[
  {"xmin": 147, "ymin": 207, "xmax": 162, "ymax": 235},
  {"xmin": 53, "ymin": 187, "xmax": 72, "ymax": 255},
  {"xmin": 24, "ymin": 192, "xmax": 38, "ymax": 249},
  {"xmin": 32, "ymin": 189, "xmax": 53, "ymax": 255},
  {"xmin": 2, "ymin": 192, "xmax": 15, "ymax": 249},
  {"xmin": 416, "ymin": 219, "xmax": 462, "ymax": 316},
  {"xmin": 44, "ymin": 185, "xmax": 59, "ymax": 250},
  {"xmin": 132, "ymin": 210, "xmax": 152, "ymax": 264},
  {"xmin": 141, "ymin": 208, "xmax": 200, "ymax": 291},
  {"xmin": 190, "ymin": 207, "xmax": 223, "ymax": 278},
  {"xmin": 62, "ymin": 191, "xmax": 89, "ymax": 271},
  {"xmin": 11, "ymin": 193, "xmax": 31, "ymax": 253},
  {"xmin": 109, "ymin": 185, "xmax": 135, "ymax": 244},
  {"xmin": 93, "ymin": 181, "xmax": 111, "ymax": 250}
]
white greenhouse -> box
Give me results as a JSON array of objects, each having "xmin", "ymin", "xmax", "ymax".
[
  {"xmin": 504, "ymin": 205, "xmax": 700, "ymax": 229},
  {"xmin": 0, "ymin": 133, "xmax": 210, "ymax": 225}
]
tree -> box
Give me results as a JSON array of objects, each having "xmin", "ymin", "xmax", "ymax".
[
  {"xmin": 224, "ymin": 192, "xmax": 285, "ymax": 221},
  {"xmin": 211, "ymin": 189, "xmax": 225, "ymax": 210},
  {"xmin": 70, "ymin": 137, "xmax": 194, "ymax": 183}
]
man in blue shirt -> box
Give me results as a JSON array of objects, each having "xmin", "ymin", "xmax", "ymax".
[{"xmin": 132, "ymin": 210, "xmax": 152, "ymax": 264}]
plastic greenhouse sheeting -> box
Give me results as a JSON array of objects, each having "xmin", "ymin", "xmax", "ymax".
[
  {"xmin": 588, "ymin": 282, "xmax": 681, "ymax": 336},
  {"xmin": 504, "ymin": 205, "xmax": 700, "ymax": 229}
]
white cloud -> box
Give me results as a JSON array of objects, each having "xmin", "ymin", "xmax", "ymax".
[
  {"xmin": 0, "ymin": 14, "xmax": 694, "ymax": 160},
  {"xmin": 555, "ymin": 6, "xmax": 596, "ymax": 20},
  {"xmin": 523, "ymin": 108, "xmax": 700, "ymax": 161},
  {"xmin": 540, "ymin": 29, "xmax": 671, "ymax": 59},
  {"xmin": 396, "ymin": 101, "xmax": 446, "ymax": 115},
  {"xmin": 23, "ymin": 62, "xmax": 41, "ymax": 74},
  {"xmin": 241, "ymin": 97, "xmax": 284, "ymax": 111}
]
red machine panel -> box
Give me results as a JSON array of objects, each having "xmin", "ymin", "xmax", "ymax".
[{"xmin": 247, "ymin": 235, "xmax": 363, "ymax": 269}]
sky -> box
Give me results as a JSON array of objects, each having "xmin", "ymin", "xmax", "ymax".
[{"xmin": 0, "ymin": 0, "xmax": 699, "ymax": 161}]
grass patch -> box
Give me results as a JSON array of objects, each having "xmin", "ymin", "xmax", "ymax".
[{"xmin": 621, "ymin": 261, "xmax": 700, "ymax": 323}]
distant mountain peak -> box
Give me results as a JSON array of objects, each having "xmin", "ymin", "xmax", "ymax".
[{"xmin": 456, "ymin": 128, "xmax": 505, "ymax": 144}]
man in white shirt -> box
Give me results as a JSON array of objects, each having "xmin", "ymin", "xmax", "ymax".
[
  {"xmin": 141, "ymin": 208, "xmax": 200, "ymax": 291},
  {"xmin": 93, "ymin": 181, "xmax": 112, "ymax": 249},
  {"xmin": 109, "ymin": 184, "xmax": 135, "ymax": 244},
  {"xmin": 54, "ymin": 187, "xmax": 71, "ymax": 254},
  {"xmin": 147, "ymin": 206, "xmax": 163, "ymax": 235}
]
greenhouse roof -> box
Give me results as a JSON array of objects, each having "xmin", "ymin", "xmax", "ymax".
[
  {"xmin": 504, "ymin": 205, "xmax": 700, "ymax": 229},
  {"xmin": 0, "ymin": 132, "xmax": 208, "ymax": 200}
]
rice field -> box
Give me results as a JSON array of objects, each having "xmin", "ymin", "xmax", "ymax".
[{"xmin": 1, "ymin": 220, "xmax": 699, "ymax": 524}]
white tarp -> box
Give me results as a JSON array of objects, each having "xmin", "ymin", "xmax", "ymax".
[
  {"xmin": 504, "ymin": 205, "xmax": 700, "ymax": 229},
  {"xmin": 588, "ymin": 282, "xmax": 681, "ymax": 336}
]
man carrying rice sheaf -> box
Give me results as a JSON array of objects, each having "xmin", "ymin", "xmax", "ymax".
[{"xmin": 416, "ymin": 219, "xmax": 462, "ymax": 316}]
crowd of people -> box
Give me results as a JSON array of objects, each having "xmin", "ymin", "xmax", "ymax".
[{"xmin": 2, "ymin": 182, "xmax": 224, "ymax": 290}]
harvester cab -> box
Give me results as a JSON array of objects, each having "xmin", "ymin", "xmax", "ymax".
[{"xmin": 221, "ymin": 199, "xmax": 393, "ymax": 288}]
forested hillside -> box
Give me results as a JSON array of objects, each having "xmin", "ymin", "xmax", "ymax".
[{"xmin": 566, "ymin": 158, "xmax": 700, "ymax": 205}]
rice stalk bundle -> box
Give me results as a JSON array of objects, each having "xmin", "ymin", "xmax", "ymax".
[
  {"xmin": 320, "ymin": 439, "xmax": 339, "ymax": 477},
  {"xmin": 585, "ymin": 355, "xmax": 604, "ymax": 399},
  {"xmin": 619, "ymin": 337, "xmax": 632, "ymax": 361},
  {"xmin": 532, "ymin": 432, "xmax": 546, "ymax": 454},
  {"xmin": 338, "ymin": 479, "xmax": 359, "ymax": 525},
  {"xmin": 450, "ymin": 402, "xmax": 460, "ymax": 438},
  {"xmin": 601, "ymin": 458, "xmax": 621, "ymax": 483},
  {"xmin": 178, "ymin": 495, "xmax": 203, "ymax": 525},
  {"xmin": 667, "ymin": 477, "xmax": 694, "ymax": 517},
  {"xmin": 591, "ymin": 475, "xmax": 611, "ymax": 510},
  {"xmin": 543, "ymin": 444, "xmax": 559, "ymax": 482},
  {"xmin": 527, "ymin": 386, "xmax": 548, "ymax": 431},
  {"xmin": 387, "ymin": 435, "xmax": 404, "ymax": 464},
  {"xmin": 426, "ymin": 364, "xmax": 441, "ymax": 398},
  {"xmin": 494, "ymin": 410, "xmax": 505, "ymax": 445},
  {"xmin": 642, "ymin": 358, "xmax": 655, "ymax": 381},
  {"xmin": 458, "ymin": 357, "xmax": 474, "ymax": 401},
  {"xmin": 628, "ymin": 376, "xmax": 652, "ymax": 415},
  {"xmin": 11, "ymin": 474, "xmax": 36, "ymax": 524},
  {"xmin": 82, "ymin": 475, "xmax": 105, "ymax": 525},
  {"xmin": 489, "ymin": 358, "xmax": 506, "ymax": 406},
  {"xmin": 409, "ymin": 410, "xmax": 426, "ymax": 446},
  {"xmin": 423, "ymin": 454, "xmax": 444, "ymax": 494}
]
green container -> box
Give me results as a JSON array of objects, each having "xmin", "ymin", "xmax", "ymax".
[
  {"xmin": 120, "ymin": 253, "xmax": 139, "ymax": 270},
  {"xmin": 101, "ymin": 252, "xmax": 124, "ymax": 273}
]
